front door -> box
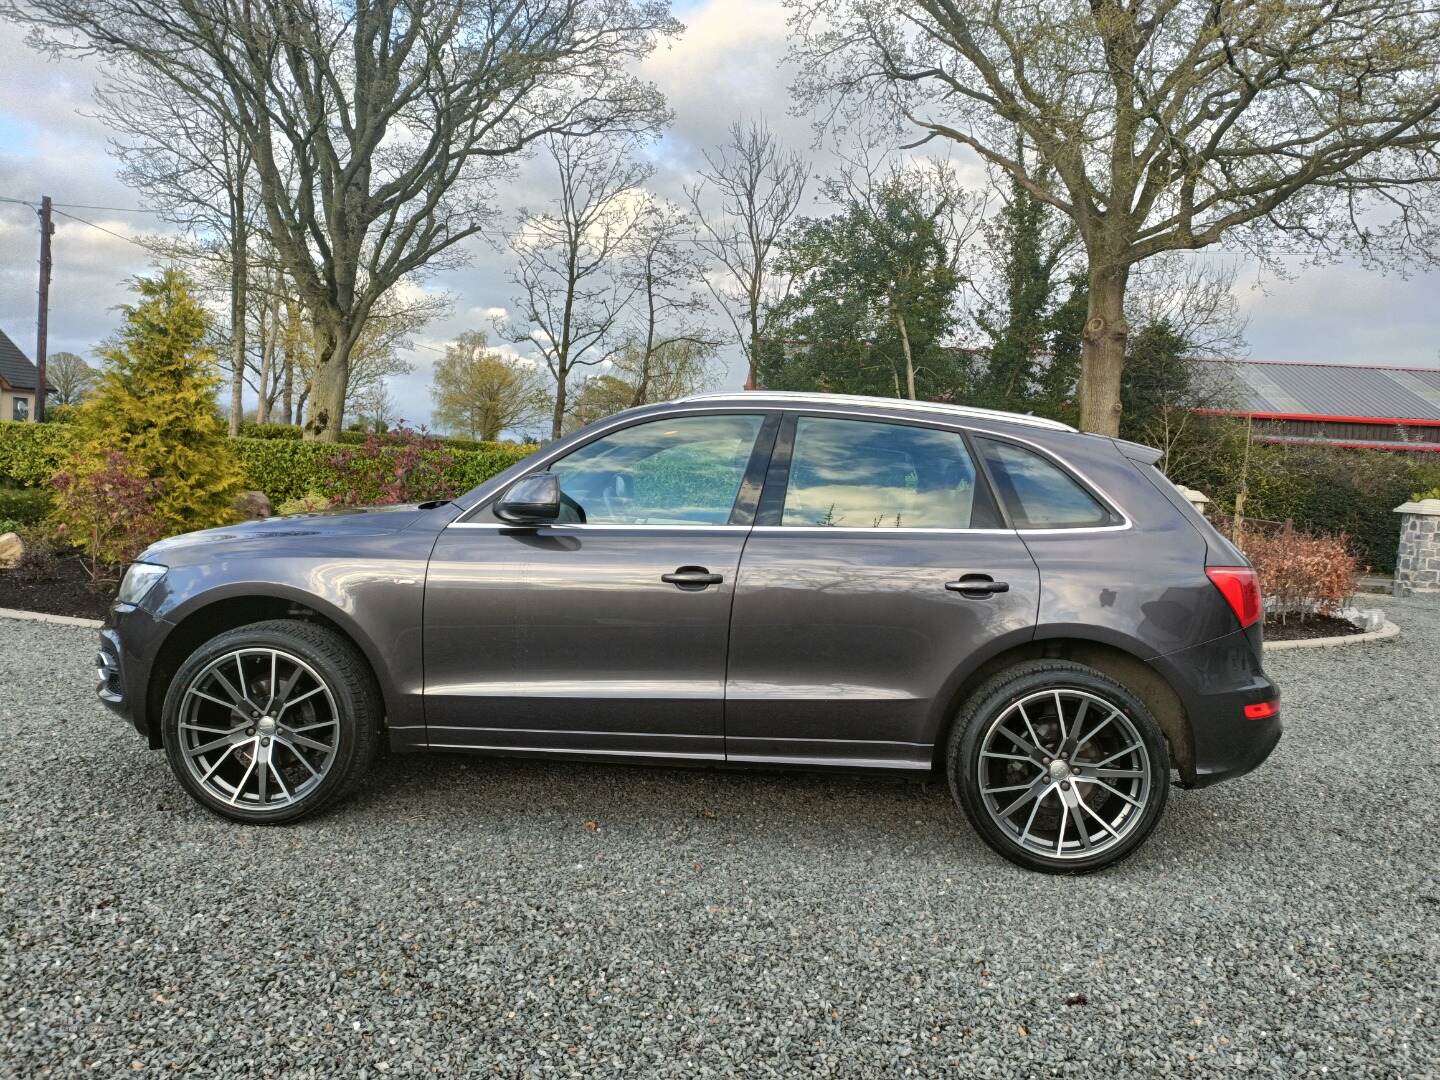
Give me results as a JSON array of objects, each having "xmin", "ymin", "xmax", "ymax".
[
  {"xmin": 424, "ymin": 411, "xmax": 775, "ymax": 759},
  {"xmin": 725, "ymin": 413, "xmax": 1040, "ymax": 769}
]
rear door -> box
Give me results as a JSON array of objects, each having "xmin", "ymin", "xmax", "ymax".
[{"xmin": 724, "ymin": 412, "xmax": 1040, "ymax": 768}]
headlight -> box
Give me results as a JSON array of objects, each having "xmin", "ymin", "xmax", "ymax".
[{"xmin": 117, "ymin": 562, "xmax": 167, "ymax": 605}]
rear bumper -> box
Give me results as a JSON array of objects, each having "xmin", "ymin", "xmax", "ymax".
[{"xmin": 1149, "ymin": 626, "xmax": 1281, "ymax": 788}]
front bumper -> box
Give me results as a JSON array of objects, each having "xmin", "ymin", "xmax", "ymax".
[
  {"xmin": 1149, "ymin": 625, "xmax": 1281, "ymax": 788},
  {"xmin": 96, "ymin": 603, "xmax": 171, "ymax": 746}
]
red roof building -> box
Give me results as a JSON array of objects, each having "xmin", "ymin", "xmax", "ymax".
[{"xmin": 1197, "ymin": 359, "xmax": 1440, "ymax": 453}]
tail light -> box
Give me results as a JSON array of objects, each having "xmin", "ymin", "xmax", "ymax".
[
  {"xmin": 1244, "ymin": 699, "xmax": 1279, "ymax": 720},
  {"xmin": 1206, "ymin": 566, "xmax": 1263, "ymax": 629}
]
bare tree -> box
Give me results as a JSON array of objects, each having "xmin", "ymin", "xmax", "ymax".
[
  {"xmin": 44, "ymin": 351, "xmax": 96, "ymax": 405},
  {"xmin": 93, "ymin": 63, "xmax": 255, "ymax": 435},
  {"xmin": 498, "ymin": 136, "xmax": 651, "ymax": 439},
  {"xmin": 1127, "ymin": 255, "xmax": 1248, "ymax": 362},
  {"xmin": 686, "ymin": 120, "xmax": 809, "ymax": 389},
  {"xmin": 790, "ymin": 0, "xmax": 1440, "ymax": 435},
  {"xmin": 617, "ymin": 196, "xmax": 720, "ymax": 406},
  {"xmin": 13, "ymin": 0, "xmax": 680, "ymax": 440}
]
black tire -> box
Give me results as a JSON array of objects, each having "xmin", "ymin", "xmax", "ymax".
[
  {"xmin": 947, "ymin": 660, "xmax": 1170, "ymax": 874},
  {"xmin": 161, "ymin": 619, "xmax": 380, "ymax": 823}
]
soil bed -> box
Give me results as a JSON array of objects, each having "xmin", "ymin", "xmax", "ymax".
[
  {"xmin": 1264, "ymin": 612, "xmax": 1365, "ymax": 641},
  {"xmin": 0, "ymin": 554, "xmax": 114, "ymax": 621}
]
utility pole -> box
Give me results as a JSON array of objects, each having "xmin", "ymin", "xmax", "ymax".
[{"xmin": 35, "ymin": 195, "xmax": 53, "ymax": 423}]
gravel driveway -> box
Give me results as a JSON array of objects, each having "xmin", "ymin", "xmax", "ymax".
[{"xmin": 3, "ymin": 599, "xmax": 1437, "ymax": 1078}]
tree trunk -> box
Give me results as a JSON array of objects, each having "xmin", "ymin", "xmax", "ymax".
[
  {"xmin": 281, "ymin": 299, "xmax": 297, "ymax": 425},
  {"xmin": 256, "ymin": 297, "xmax": 276, "ymax": 424},
  {"xmin": 550, "ymin": 368, "xmax": 568, "ymax": 441},
  {"xmin": 1078, "ymin": 262, "xmax": 1130, "ymax": 436},
  {"xmin": 746, "ymin": 323, "xmax": 759, "ymax": 390},
  {"xmin": 228, "ymin": 226, "xmax": 247, "ymax": 436},
  {"xmin": 305, "ymin": 317, "xmax": 351, "ymax": 441},
  {"xmin": 895, "ymin": 313, "xmax": 917, "ymax": 400}
]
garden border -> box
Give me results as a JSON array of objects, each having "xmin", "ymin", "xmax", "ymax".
[
  {"xmin": 0, "ymin": 606, "xmax": 103, "ymax": 629},
  {"xmin": 1262, "ymin": 619, "xmax": 1400, "ymax": 652}
]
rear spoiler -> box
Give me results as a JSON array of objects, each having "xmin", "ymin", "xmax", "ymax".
[{"xmin": 1111, "ymin": 437, "xmax": 1164, "ymax": 465}]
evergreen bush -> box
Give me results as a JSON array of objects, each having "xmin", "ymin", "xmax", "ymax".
[{"xmin": 56, "ymin": 271, "xmax": 244, "ymax": 536}]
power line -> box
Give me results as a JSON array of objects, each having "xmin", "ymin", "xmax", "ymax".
[
  {"xmin": 54, "ymin": 201, "xmax": 161, "ymax": 214},
  {"xmin": 49, "ymin": 207, "xmax": 156, "ymax": 252},
  {"xmin": 7, "ymin": 191, "xmax": 1413, "ymax": 258}
]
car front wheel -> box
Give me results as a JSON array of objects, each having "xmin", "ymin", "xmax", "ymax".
[
  {"xmin": 160, "ymin": 619, "xmax": 379, "ymax": 823},
  {"xmin": 948, "ymin": 660, "xmax": 1170, "ymax": 874}
]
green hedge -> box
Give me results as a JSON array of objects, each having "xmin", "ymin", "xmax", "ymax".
[
  {"xmin": 0, "ymin": 421, "xmax": 537, "ymax": 507},
  {"xmin": 0, "ymin": 486, "xmax": 53, "ymax": 524},
  {"xmin": 1176, "ymin": 431, "xmax": 1440, "ymax": 574},
  {"xmin": 239, "ymin": 421, "xmax": 524, "ymax": 453},
  {"xmin": 0, "ymin": 421, "xmax": 67, "ymax": 486},
  {"xmin": 236, "ymin": 437, "xmax": 537, "ymax": 503}
]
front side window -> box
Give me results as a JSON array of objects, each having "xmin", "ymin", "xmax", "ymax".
[
  {"xmin": 780, "ymin": 416, "xmax": 998, "ymax": 529},
  {"xmin": 548, "ymin": 414, "xmax": 764, "ymax": 525},
  {"xmin": 976, "ymin": 438, "xmax": 1112, "ymax": 528},
  {"xmin": 11, "ymin": 396, "xmax": 28, "ymax": 421}
]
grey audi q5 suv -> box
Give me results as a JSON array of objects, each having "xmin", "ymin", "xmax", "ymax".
[{"xmin": 97, "ymin": 392, "xmax": 1279, "ymax": 873}]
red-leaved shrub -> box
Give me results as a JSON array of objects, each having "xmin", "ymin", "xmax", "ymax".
[
  {"xmin": 326, "ymin": 425, "xmax": 456, "ymax": 507},
  {"xmin": 1236, "ymin": 522, "xmax": 1359, "ymax": 624},
  {"xmin": 50, "ymin": 450, "xmax": 165, "ymax": 585}
]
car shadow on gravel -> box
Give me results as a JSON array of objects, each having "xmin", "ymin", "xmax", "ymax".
[{"xmin": 307, "ymin": 747, "xmax": 1234, "ymax": 875}]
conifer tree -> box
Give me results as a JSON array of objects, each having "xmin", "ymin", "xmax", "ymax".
[{"xmin": 63, "ymin": 270, "xmax": 243, "ymax": 535}]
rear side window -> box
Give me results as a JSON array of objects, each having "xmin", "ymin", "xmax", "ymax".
[
  {"xmin": 781, "ymin": 416, "xmax": 1002, "ymax": 529},
  {"xmin": 976, "ymin": 438, "xmax": 1113, "ymax": 528}
]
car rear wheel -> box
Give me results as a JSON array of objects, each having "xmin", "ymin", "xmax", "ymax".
[
  {"xmin": 947, "ymin": 660, "xmax": 1170, "ymax": 874},
  {"xmin": 160, "ymin": 619, "xmax": 379, "ymax": 823}
]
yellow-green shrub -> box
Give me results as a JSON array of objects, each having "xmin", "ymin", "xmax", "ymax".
[{"xmin": 58, "ymin": 271, "xmax": 244, "ymax": 536}]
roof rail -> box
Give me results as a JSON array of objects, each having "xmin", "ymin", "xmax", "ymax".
[{"xmin": 673, "ymin": 391, "xmax": 1076, "ymax": 431}]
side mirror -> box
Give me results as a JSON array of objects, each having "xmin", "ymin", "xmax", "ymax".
[{"xmin": 494, "ymin": 473, "xmax": 561, "ymax": 524}]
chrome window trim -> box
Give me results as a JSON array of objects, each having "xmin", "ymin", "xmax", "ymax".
[
  {"xmin": 675, "ymin": 390, "xmax": 1075, "ymax": 431},
  {"xmin": 446, "ymin": 520, "xmax": 1131, "ymax": 535},
  {"xmin": 449, "ymin": 400, "xmax": 1131, "ymax": 533},
  {"xmin": 446, "ymin": 522, "xmax": 752, "ymax": 533},
  {"xmin": 750, "ymin": 523, "xmax": 1131, "ymax": 536},
  {"xmin": 770, "ymin": 408, "xmax": 1133, "ymax": 534},
  {"xmin": 454, "ymin": 405, "xmax": 778, "ymax": 525},
  {"xmin": 968, "ymin": 430, "xmax": 1131, "ymax": 532}
]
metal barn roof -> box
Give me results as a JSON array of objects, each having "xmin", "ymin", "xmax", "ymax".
[{"xmin": 1205, "ymin": 359, "xmax": 1440, "ymax": 423}]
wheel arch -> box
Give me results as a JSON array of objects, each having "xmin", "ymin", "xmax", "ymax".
[
  {"xmin": 144, "ymin": 588, "xmax": 391, "ymax": 749},
  {"xmin": 929, "ymin": 633, "xmax": 1195, "ymax": 783}
]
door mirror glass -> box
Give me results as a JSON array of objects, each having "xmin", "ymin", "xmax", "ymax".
[{"xmin": 495, "ymin": 473, "xmax": 561, "ymax": 523}]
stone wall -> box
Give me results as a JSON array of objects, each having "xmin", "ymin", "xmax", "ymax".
[{"xmin": 1394, "ymin": 498, "xmax": 1440, "ymax": 596}]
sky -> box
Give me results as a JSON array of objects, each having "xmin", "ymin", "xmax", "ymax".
[{"xmin": 1, "ymin": 0, "xmax": 1438, "ymax": 431}]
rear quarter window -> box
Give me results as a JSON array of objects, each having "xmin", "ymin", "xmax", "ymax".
[{"xmin": 976, "ymin": 438, "xmax": 1114, "ymax": 529}]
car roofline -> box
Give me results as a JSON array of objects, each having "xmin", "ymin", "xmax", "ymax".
[{"xmin": 672, "ymin": 391, "xmax": 1076, "ymax": 432}]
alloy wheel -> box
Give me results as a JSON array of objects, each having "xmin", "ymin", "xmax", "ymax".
[
  {"xmin": 177, "ymin": 648, "xmax": 340, "ymax": 811},
  {"xmin": 977, "ymin": 687, "xmax": 1154, "ymax": 861}
]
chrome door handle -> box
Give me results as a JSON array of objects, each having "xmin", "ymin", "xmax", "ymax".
[
  {"xmin": 945, "ymin": 574, "xmax": 1009, "ymax": 598},
  {"xmin": 662, "ymin": 566, "xmax": 723, "ymax": 590}
]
